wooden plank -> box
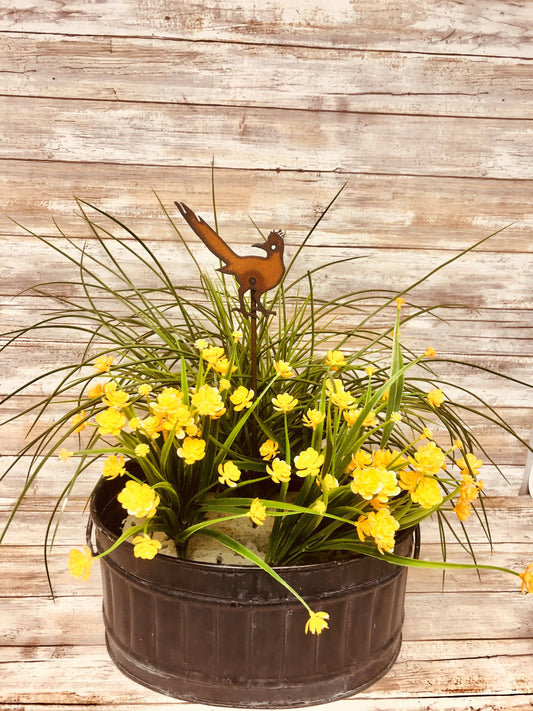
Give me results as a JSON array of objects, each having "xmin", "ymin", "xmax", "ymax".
[
  {"xmin": 0, "ymin": 1, "xmax": 532, "ymax": 58},
  {"xmin": 0, "ymin": 639, "xmax": 531, "ymax": 704},
  {"xmin": 2, "ymin": 33, "xmax": 532, "ymax": 119},
  {"xmin": 0, "ymin": 98, "xmax": 531, "ymax": 179},
  {"xmin": 0, "ymin": 162, "xmax": 531, "ymax": 251}
]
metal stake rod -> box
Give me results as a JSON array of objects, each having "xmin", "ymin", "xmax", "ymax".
[{"xmin": 250, "ymin": 295, "xmax": 258, "ymax": 454}]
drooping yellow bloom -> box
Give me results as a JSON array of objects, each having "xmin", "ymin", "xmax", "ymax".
[
  {"xmin": 218, "ymin": 461, "xmax": 242, "ymax": 488},
  {"xmin": 457, "ymin": 453, "xmax": 483, "ymax": 477},
  {"xmin": 230, "ymin": 386, "xmax": 254, "ymax": 411},
  {"xmin": 391, "ymin": 411, "xmax": 402, "ymax": 422},
  {"xmin": 260, "ymin": 439, "xmax": 279, "ymax": 461},
  {"xmin": 68, "ymin": 546, "xmax": 93, "ymax": 581},
  {"xmin": 70, "ymin": 410, "xmax": 87, "ymax": 433},
  {"xmin": 87, "ymin": 382, "xmax": 105, "ymax": 399},
  {"xmin": 365, "ymin": 365, "xmax": 376, "ymax": 377},
  {"xmin": 312, "ymin": 499, "xmax": 327, "ymax": 514},
  {"xmin": 232, "ymin": 330, "xmax": 242, "ymax": 343},
  {"xmin": 272, "ymin": 393, "xmax": 298, "ymax": 413},
  {"xmin": 177, "ymin": 436, "xmax": 206, "ymax": 464},
  {"xmin": 95, "ymin": 407, "xmax": 127, "ymax": 437},
  {"xmin": 325, "ymin": 350, "xmax": 346, "ymax": 371},
  {"xmin": 134, "ymin": 443, "xmax": 150, "ymax": 457},
  {"xmin": 137, "ymin": 383, "xmax": 152, "ymax": 396},
  {"xmin": 305, "ymin": 610, "xmax": 329, "ymax": 635},
  {"xmin": 129, "ymin": 417, "xmax": 141, "ymax": 431},
  {"xmin": 326, "ymin": 379, "xmax": 356, "ymax": 411},
  {"xmin": 294, "ymin": 447, "xmax": 324, "ymax": 478},
  {"xmin": 302, "ymin": 408, "xmax": 325, "ymax": 429},
  {"xmin": 212, "ymin": 357, "xmax": 237, "ymax": 376},
  {"xmin": 343, "ymin": 409, "xmax": 359, "ymax": 427},
  {"xmin": 459, "ymin": 472, "xmax": 484, "ymax": 503},
  {"xmin": 202, "ymin": 345, "xmax": 226, "ymax": 366},
  {"xmin": 191, "ymin": 385, "xmax": 226, "ymax": 418},
  {"xmin": 247, "ymin": 498, "xmax": 267, "ymax": 526},
  {"xmin": 102, "ymin": 454, "xmax": 126, "ymax": 480},
  {"xmin": 362, "ymin": 409, "xmax": 378, "ymax": 427},
  {"xmin": 102, "ymin": 382, "xmax": 130, "ymax": 409},
  {"xmin": 424, "ymin": 346, "xmax": 436, "ymax": 358},
  {"xmin": 219, "ymin": 378, "xmax": 231, "ymax": 392},
  {"xmin": 58, "ymin": 448, "xmax": 73, "ymax": 462},
  {"xmin": 453, "ymin": 497, "xmax": 472, "ymax": 521},
  {"xmin": 410, "ymin": 441, "xmax": 446, "ymax": 476},
  {"xmin": 267, "ymin": 458, "xmax": 291, "ymax": 484},
  {"xmin": 422, "ymin": 427, "xmax": 433, "ymax": 440},
  {"xmin": 94, "ymin": 355, "xmax": 113, "ymax": 372},
  {"xmin": 356, "ymin": 508, "xmax": 400, "ymax": 554},
  {"xmin": 133, "ymin": 534, "xmax": 162, "ymax": 560},
  {"xmin": 194, "ymin": 338, "xmax": 209, "ymax": 350},
  {"xmin": 519, "ymin": 563, "xmax": 533, "ymax": 594},
  {"xmin": 426, "ymin": 388, "xmax": 445, "ymax": 408},
  {"xmin": 118, "ymin": 481, "xmax": 160, "ymax": 518},
  {"xmin": 410, "ymin": 476, "xmax": 443, "ymax": 509},
  {"xmin": 274, "ymin": 360, "xmax": 295, "ymax": 378}
]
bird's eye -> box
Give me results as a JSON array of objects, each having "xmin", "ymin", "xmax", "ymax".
[{"xmin": 271, "ymin": 244, "xmax": 277, "ymax": 251}]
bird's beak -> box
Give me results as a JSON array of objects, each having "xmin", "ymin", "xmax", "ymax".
[{"xmin": 253, "ymin": 242, "xmax": 269, "ymax": 251}]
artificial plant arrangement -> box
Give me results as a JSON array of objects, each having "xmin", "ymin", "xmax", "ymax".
[{"xmin": 1, "ymin": 187, "xmax": 532, "ymax": 639}]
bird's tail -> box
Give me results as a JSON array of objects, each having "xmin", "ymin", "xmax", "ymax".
[{"xmin": 175, "ymin": 201, "xmax": 237, "ymax": 265}]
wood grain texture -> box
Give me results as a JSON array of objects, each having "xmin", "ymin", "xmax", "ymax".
[{"xmin": 1, "ymin": 1, "xmax": 532, "ymax": 708}]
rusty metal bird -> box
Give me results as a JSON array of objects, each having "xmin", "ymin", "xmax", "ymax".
[{"xmin": 175, "ymin": 201, "xmax": 285, "ymax": 317}]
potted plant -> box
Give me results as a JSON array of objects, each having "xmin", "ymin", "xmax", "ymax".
[{"xmin": 1, "ymin": 188, "xmax": 531, "ymax": 707}]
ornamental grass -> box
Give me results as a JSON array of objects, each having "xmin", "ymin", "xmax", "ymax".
[{"xmin": 1, "ymin": 185, "xmax": 532, "ymax": 633}]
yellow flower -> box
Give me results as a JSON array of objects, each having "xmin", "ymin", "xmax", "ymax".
[
  {"xmin": 151, "ymin": 387, "xmax": 183, "ymax": 416},
  {"xmin": 267, "ymin": 458, "xmax": 291, "ymax": 484},
  {"xmin": 177, "ymin": 437, "xmax": 206, "ymax": 464},
  {"xmin": 305, "ymin": 610, "xmax": 329, "ymax": 635},
  {"xmin": 519, "ymin": 563, "xmax": 533, "ymax": 594},
  {"xmin": 351, "ymin": 467, "xmax": 384, "ymax": 500},
  {"xmin": 135, "ymin": 443, "xmax": 150, "ymax": 458},
  {"xmin": 230, "ymin": 386, "xmax": 254, "ymax": 411},
  {"xmin": 194, "ymin": 338, "xmax": 209, "ymax": 350},
  {"xmin": 232, "ymin": 331, "xmax": 242, "ymax": 343},
  {"xmin": 398, "ymin": 469, "xmax": 422, "ymax": 495},
  {"xmin": 424, "ymin": 346, "xmax": 436, "ymax": 358},
  {"xmin": 294, "ymin": 447, "xmax": 324, "ymax": 478},
  {"xmin": 191, "ymin": 385, "xmax": 226, "ymax": 418},
  {"xmin": 219, "ymin": 378, "xmax": 231, "ymax": 392},
  {"xmin": 453, "ymin": 497, "xmax": 472, "ymax": 521},
  {"xmin": 365, "ymin": 365, "xmax": 376, "ymax": 377},
  {"xmin": 141, "ymin": 415, "xmax": 163, "ymax": 438},
  {"xmin": 381, "ymin": 388, "xmax": 390, "ymax": 402},
  {"xmin": 343, "ymin": 409, "xmax": 360, "ymax": 427},
  {"xmin": 137, "ymin": 383, "xmax": 152, "ymax": 396},
  {"xmin": 356, "ymin": 508, "xmax": 400, "ymax": 554},
  {"xmin": 94, "ymin": 355, "xmax": 113, "ymax": 372},
  {"xmin": 327, "ymin": 379, "xmax": 356, "ymax": 410},
  {"xmin": 410, "ymin": 441, "xmax": 446, "ymax": 476},
  {"xmin": 58, "ymin": 448, "xmax": 73, "ymax": 462},
  {"xmin": 312, "ymin": 499, "xmax": 327, "ymax": 514},
  {"xmin": 390, "ymin": 411, "xmax": 402, "ymax": 422},
  {"xmin": 426, "ymin": 388, "xmax": 445, "ymax": 408},
  {"xmin": 161, "ymin": 406, "xmax": 195, "ymax": 436},
  {"xmin": 302, "ymin": 408, "xmax": 325, "ymax": 429},
  {"xmin": 247, "ymin": 498, "xmax": 267, "ymax": 526},
  {"xmin": 70, "ymin": 410, "xmax": 87, "ymax": 433},
  {"xmin": 102, "ymin": 454, "xmax": 126, "ymax": 479},
  {"xmin": 362, "ymin": 409, "xmax": 378, "ymax": 427},
  {"xmin": 95, "ymin": 407, "xmax": 127, "ymax": 437},
  {"xmin": 133, "ymin": 534, "xmax": 162, "ymax": 560},
  {"xmin": 129, "ymin": 417, "xmax": 141, "ymax": 431},
  {"xmin": 274, "ymin": 360, "xmax": 295, "ymax": 378},
  {"xmin": 457, "ymin": 453, "xmax": 483, "ymax": 477},
  {"xmin": 118, "ymin": 480, "xmax": 160, "ymax": 518},
  {"xmin": 325, "ymin": 350, "xmax": 346, "ymax": 371},
  {"xmin": 422, "ymin": 427, "xmax": 433, "ymax": 440},
  {"xmin": 202, "ymin": 345, "xmax": 225, "ymax": 366},
  {"xmin": 87, "ymin": 382, "xmax": 105, "ymax": 399},
  {"xmin": 260, "ymin": 439, "xmax": 279, "ymax": 461},
  {"xmin": 411, "ymin": 476, "xmax": 443, "ymax": 509},
  {"xmin": 395, "ymin": 297, "xmax": 406, "ymax": 309},
  {"xmin": 272, "ymin": 392, "xmax": 298, "ymax": 413},
  {"xmin": 102, "ymin": 382, "xmax": 130, "ymax": 409},
  {"xmin": 212, "ymin": 356, "xmax": 237, "ymax": 376},
  {"xmin": 218, "ymin": 461, "xmax": 241, "ymax": 488},
  {"xmin": 321, "ymin": 473, "xmax": 339, "ymax": 491},
  {"xmin": 352, "ymin": 450, "xmax": 373, "ymax": 469},
  {"xmin": 68, "ymin": 546, "xmax": 93, "ymax": 581},
  {"xmin": 458, "ymin": 472, "xmax": 484, "ymax": 503}
]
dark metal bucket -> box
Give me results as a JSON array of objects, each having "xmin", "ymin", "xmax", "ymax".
[{"xmin": 88, "ymin": 475, "xmax": 419, "ymax": 708}]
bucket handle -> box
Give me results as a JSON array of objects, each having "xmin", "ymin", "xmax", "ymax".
[
  {"xmin": 86, "ymin": 515, "xmax": 98, "ymax": 558},
  {"xmin": 413, "ymin": 524, "xmax": 421, "ymax": 560}
]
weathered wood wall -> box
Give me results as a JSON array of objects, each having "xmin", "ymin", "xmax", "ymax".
[{"xmin": 0, "ymin": 2, "xmax": 532, "ymax": 709}]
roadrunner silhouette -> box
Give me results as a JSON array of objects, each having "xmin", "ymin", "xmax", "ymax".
[{"xmin": 175, "ymin": 201, "xmax": 285, "ymax": 317}]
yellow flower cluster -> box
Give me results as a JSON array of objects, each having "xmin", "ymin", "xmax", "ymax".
[
  {"xmin": 118, "ymin": 480, "xmax": 160, "ymax": 519},
  {"xmin": 453, "ymin": 454, "xmax": 484, "ymax": 521},
  {"xmin": 350, "ymin": 466, "xmax": 400, "ymax": 503},
  {"xmin": 356, "ymin": 508, "xmax": 400, "ymax": 554}
]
